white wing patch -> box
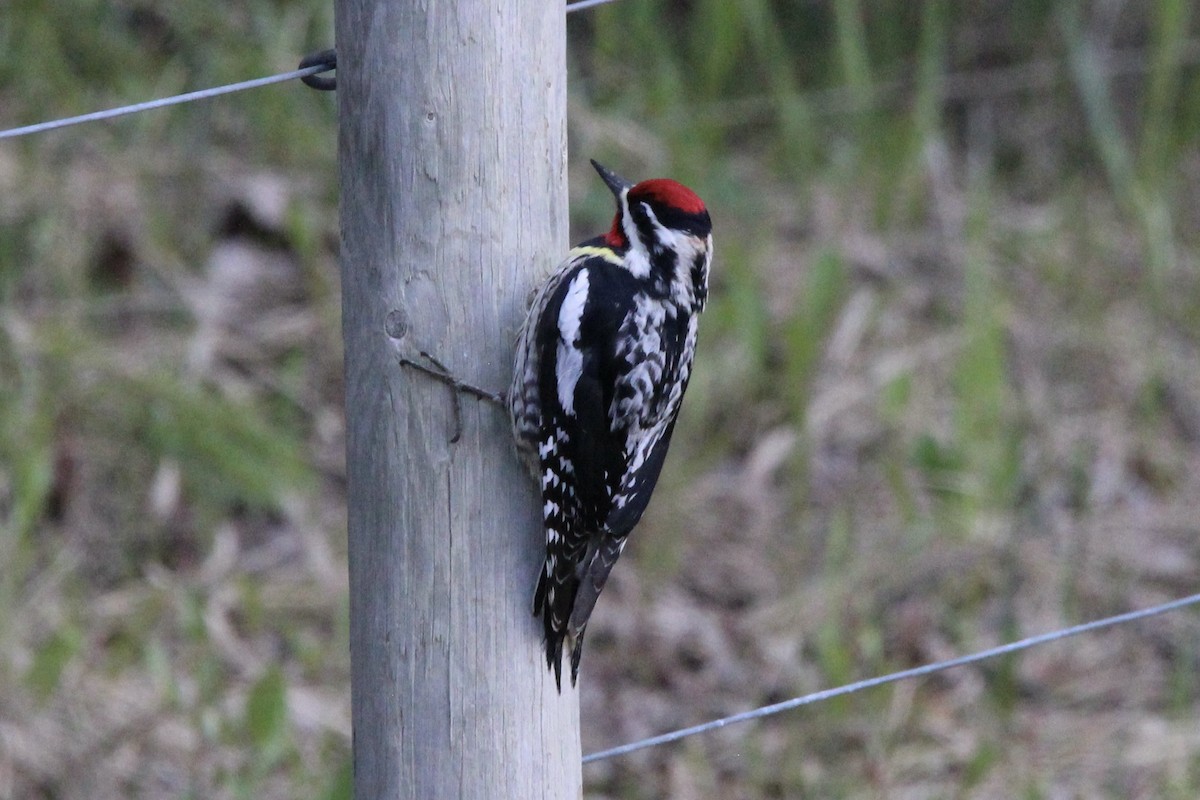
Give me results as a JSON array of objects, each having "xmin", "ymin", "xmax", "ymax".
[{"xmin": 555, "ymin": 269, "xmax": 590, "ymax": 415}]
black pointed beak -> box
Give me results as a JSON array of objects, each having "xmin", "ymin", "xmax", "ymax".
[{"xmin": 590, "ymin": 159, "xmax": 632, "ymax": 198}]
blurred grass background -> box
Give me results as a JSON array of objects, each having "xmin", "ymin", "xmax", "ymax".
[{"xmin": 3, "ymin": 0, "xmax": 1200, "ymax": 797}]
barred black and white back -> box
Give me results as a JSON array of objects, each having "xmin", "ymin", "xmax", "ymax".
[{"xmin": 509, "ymin": 161, "xmax": 713, "ymax": 689}]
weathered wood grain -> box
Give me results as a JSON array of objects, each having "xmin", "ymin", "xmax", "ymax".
[{"xmin": 335, "ymin": 0, "xmax": 579, "ymax": 795}]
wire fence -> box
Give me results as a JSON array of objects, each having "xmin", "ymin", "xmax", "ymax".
[
  {"xmin": 4, "ymin": 23, "xmax": 1196, "ymax": 142},
  {"xmin": 0, "ymin": 64, "xmax": 333, "ymax": 140},
  {"xmin": 582, "ymin": 591, "xmax": 1200, "ymax": 763},
  {"xmin": 4, "ymin": 0, "xmax": 1200, "ymax": 779},
  {"xmin": 0, "ymin": 0, "xmax": 618, "ymax": 140}
]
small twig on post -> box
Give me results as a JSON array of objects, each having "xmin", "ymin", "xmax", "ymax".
[
  {"xmin": 399, "ymin": 352, "xmax": 507, "ymax": 406},
  {"xmin": 398, "ymin": 352, "xmax": 507, "ymax": 443}
]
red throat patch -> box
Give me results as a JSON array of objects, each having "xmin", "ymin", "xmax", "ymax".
[
  {"xmin": 604, "ymin": 217, "xmax": 628, "ymax": 248},
  {"xmin": 628, "ymin": 179, "xmax": 707, "ymax": 215}
]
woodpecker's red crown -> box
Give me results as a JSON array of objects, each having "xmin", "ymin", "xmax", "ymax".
[
  {"xmin": 590, "ymin": 160, "xmax": 711, "ymax": 250},
  {"xmin": 628, "ymin": 179, "xmax": 706, "ymax": 216}
]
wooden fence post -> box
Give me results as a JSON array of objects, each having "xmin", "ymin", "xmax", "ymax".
[{"xmin": 335, "ymin": 0, "xmax": 579, "ymax": 796}]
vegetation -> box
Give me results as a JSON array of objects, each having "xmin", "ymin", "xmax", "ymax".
[{"xmin": 2, "ymin": 0, "xmax": 1200, "ymax": 797}]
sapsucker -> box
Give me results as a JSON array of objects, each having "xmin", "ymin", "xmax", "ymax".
[{"xmin": 509, "ymin": 160, "xmax": 714, "ymax": 690}]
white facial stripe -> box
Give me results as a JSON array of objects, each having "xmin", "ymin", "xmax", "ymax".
[
  {"xmin": 641, "ymin": 204, "xmax": 677, "ymax": 251},
  {"xmin": 619, "ymin": 192, "xmax": 650, "ymax": 278},
  {"xmin": 641, "ymin": 203, "xmax": 709, "ymax": 307},
  {"xmin": 555, "ymin": 269, "xmax": 590, "ymax": 415}
]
